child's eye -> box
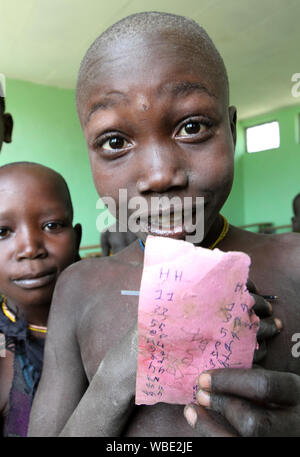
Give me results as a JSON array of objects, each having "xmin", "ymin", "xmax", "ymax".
[
  {"xmin": 0, "ymin": 227, "xmax": 11, "ymax": 239},
  {"xmin": 102, "ymin": 136, "xmax": 129, "ymax": 151},
  {"xmin": 175, "ymin": 118, "xmax": 212, "ymax": 139},
  {"xmin": 43, "ymin": 222, "xmax": 65, "ymax": 232},
  {"xmin": 93, "ymin": 133, "xmax": 132, "ymax": 157}
]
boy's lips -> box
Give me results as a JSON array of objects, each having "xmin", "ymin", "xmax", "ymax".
[
  {"xmin": 138, "ymin": 208, "xmax": 197, "ymax": 238},
  {"xmin": 11, "ymin": 268, "xmax": 57, "ymax": 290}
]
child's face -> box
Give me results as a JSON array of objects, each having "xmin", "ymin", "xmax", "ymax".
[
  {"xmin": 0, "ymin": 167, "xmax": 80, "ymax": 308},
  {"xmin": 80, "ymin": 33, "xmax": 236, "ymax": 242}
]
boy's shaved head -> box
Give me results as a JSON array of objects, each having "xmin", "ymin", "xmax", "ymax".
[
  {"xmin": 76, "ymin": 11, "xmax": 229, "ymax": 115},
  {"xmin": 0, "ymin": 161, "xmax": 74, "ymax": 220}
]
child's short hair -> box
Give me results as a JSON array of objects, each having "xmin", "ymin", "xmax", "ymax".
[
  {"xmin": 76, "ymin": 11, "xmax": 229, "ymax": 112},
  {"xmin": 0, "ymin": 161, "xmax": 74, "ymax": 219}
]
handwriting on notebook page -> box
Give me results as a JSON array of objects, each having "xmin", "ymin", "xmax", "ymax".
[{"xmin": 135, "ymin": 236, "xmax": 259, "ymax": 406}]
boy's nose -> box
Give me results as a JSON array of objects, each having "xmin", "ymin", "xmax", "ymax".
[
  {"xmin": 136, "ymin": 144, "xmax": 188, "ymax": 193},
  {"xmin": 15, "ymin": 230, "xmax": 47, "ymax": 261}
]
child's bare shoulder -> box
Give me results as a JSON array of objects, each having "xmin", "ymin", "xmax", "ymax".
[
  {"xmin": 231, "ymin": 226, "xmax": 300, "ymax": 257},
  {"xmin": 273, "ymin": 231, "xmax": 300, "ymax": 247},
  {"xmin": 242, "ymin": 230, "xmax": 300, "ymax": 286},
  {"xmin": 52, "ymin": 241, "xmax": 142, "ymax": 314},
  {"xmin": 267, "ymin": 232, "xmax": 300, "ymax": 262},
  {"xmin": 226, "ymin": 227, "xmax": 300, "ymax": 282}
]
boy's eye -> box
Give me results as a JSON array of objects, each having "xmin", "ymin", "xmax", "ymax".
[
  {"xmin": 92, "ymin": 132, "xmax": 133, "ymax": 158},
  {"xmin": 102, "ymin": 136, "xmax": 129, "ymax": 152},
  {"xmin": 0, "ymin": 227, "xmax": 11, "ymax": 239},
  {"xmin": 177, "ymin": 120, "xmax": 206, "ymax": 137},
  {"xmin": 43, "ymin": 222, "xmax": 64, "ymax": 232}
]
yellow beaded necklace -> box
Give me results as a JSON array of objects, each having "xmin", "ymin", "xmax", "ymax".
[
  {"xmin": 1, "ymin": 296, "xmax": 47, "ymax": 334},
  {"xmin": 208, "ymin": 215, "xmax": 229, "ymax": 250}
]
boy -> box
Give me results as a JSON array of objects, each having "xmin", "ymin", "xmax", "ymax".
[
  {"xmin": 29, "ymin": 12, "xmax": 300, "ymax": 437},
  {"xmin": 0, "ymin": 161, "xmax": 81, "ymax": 436}
]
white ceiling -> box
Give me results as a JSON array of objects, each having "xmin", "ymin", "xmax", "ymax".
[{"xmin": 1, "ymin": 0, "xmax": 300, "ymax": 119}]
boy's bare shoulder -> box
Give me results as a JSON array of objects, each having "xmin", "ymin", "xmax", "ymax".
[
  {"xmin": 230, "ymin": 226, "xmax": 300, "ymax": 255},
  {"xmin": 262, "ymin": 231, "xmax": 300, "ymax": 261},
  {"xmin": 233, "ymin": 228, "xmax": 300, "ymax": 278},
  {"xmin": 273, "ymin": 231, "xmax": 300, "ymax": 247},
  {"xmin": 270, "ymin": 232, "xmax": 300, "ymax": 271},
  {"xmin": 226, "ymin": 227, "xmax": 300, "ymax": 276},
  {"xmin": 54, "ymin": 240, "xmax": 142, "ymax": 306}
]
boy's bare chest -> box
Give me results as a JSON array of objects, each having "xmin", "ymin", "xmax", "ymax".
[{"xmin": 78, "ymin": 264, "xmax": 142, "ymax": 380}]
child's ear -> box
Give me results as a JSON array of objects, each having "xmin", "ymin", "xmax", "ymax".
[
  {"xmin": 74, "ymin": 223, "xmax": 82, "ymax": 260},
  {"xmin": 3, "ymin": 113, "xmax": 13, "ymax": 143},
  {"xmin": 228, "ymin": 106, "xmax": 237, "ymax": 148}
]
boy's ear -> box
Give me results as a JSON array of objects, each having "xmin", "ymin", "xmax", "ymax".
[
  {"xmin": 228, "ymin": 106, "xmax": 237, "ymax": 148},
  {"xmin": 3, "ymin": 113, "xmax": 13, "ymax": 143},
  {"xmin": 74, "ymin": 223, "xmax": 82, "ymax": 259}
]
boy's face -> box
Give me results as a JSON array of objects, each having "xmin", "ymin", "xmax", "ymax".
[
  {"xmin": 80, "ymin": 32, "xmax": 236, "ymax": 242},
  {"xmin": 0, "ymin": 167, "xmax": 80, "ymax": 308}
]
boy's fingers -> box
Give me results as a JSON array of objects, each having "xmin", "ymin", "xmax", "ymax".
[
  {"xmin": 251, "ymin": 293, "xmax": 272, "ymax": 317},
  {"xmin": 197, "ymin": 392, "xmax": 290, "ymax": 437},
  {"xmin": 183, "ymin": 404, "xmax": 238, "ymax": 437},
  {"xmin": 246, "ymin": 279, "xmax": 258, "ymax": 294},
  {"xmin": 256, "ymin": 316, "xmax": 282, "ymax": 341},
  {"xmin": 198, "ymin": 368, "xmax": 300, "ymax": 406},
  {"xmin": 253, "ymin": 340, "xmax": 267, "ymax": 363}
]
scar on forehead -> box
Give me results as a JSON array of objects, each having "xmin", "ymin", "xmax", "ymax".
[{"xmin": 136, "ymin": 94, "xmax": 150, "ymax": 112}]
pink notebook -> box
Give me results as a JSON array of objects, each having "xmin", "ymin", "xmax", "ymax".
[{"xmin": 135, "ymin": 236, "xmax": 259, "ymax": 405}]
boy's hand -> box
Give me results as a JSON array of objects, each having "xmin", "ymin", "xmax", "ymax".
[
  {"xmin": 183, "ymin": 280, "xmax": 285, "ymax": 437},
  {"xmin": 185, "ymin": 368, "xmax": 300, "ymax": 436},
  {"xmin": 247, "ymin": 280, "xmax": 282, "ymax": 363}
]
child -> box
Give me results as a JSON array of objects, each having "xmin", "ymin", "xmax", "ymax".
[
  {"xmin": 0, "ymin": 83, "xmax": 13, "ymax": 153},
  {"xmin": 29, "ymin": 12, "xmax": 300, "ymax": 437},
  {"xmin": 0, "ymin": 161, "xmax": 81, "ymax": 436}
]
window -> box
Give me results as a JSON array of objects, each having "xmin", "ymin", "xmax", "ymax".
[{"xmin": 245, "ymin": 121, "xmax": 280, "ymax": 153}]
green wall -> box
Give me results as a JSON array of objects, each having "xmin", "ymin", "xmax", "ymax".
[
  {"xmin": 1, "ymin": 78, "xmax": 101, "ymax": 248},
  {"xmin": 222, "ymin": 122, "xmax": 245, "ymax": 227},
  {"xmin": 2, "ymin": 78, "xmax": 299, "ymax": 241},
  {"xmin": 238, "ymin": 105, "xmax": 300, "ymax": 230}
]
